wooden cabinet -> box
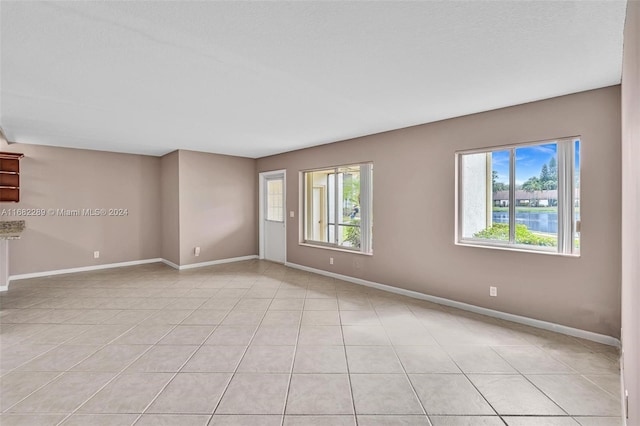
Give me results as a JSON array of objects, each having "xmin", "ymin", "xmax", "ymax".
[{"xmin": 0, "ymin": 152, "xmax": 24, "ymax": 202}]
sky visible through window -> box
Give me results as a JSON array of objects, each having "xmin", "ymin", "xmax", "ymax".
[{"xmin": 492, "ymin": 141, "xmax": 580, "ymax": 187}]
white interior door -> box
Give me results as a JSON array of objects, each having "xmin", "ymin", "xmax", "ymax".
[{"xmin": 263, "ymin": 173, "xmax": 286, "ymax": 263}]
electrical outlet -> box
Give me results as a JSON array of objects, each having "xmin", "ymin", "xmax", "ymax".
[
  {"xmin": 94, "ymin": 251, "xmax": 100, "ymax": 259},
  {"xmin": 490, "ymin": 286, "xmax": 497, "ymax": 297},
  {"xmin": 329, "ymin": 257, "xmax": 334, "ymax": 265},
  {"xmin": 195, "ymin": 246, "xmax": 201, "ymax": 257}
]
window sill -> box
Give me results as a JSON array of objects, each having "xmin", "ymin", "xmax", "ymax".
[
  {"xmin": 299, "ymin": 242, "xmax": 373, "ymax": 256},
  {"xmin": 456, "ymin": 240, "xmax": 580, "ymax": 257}
]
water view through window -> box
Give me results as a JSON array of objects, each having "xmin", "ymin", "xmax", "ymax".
[{"xmin": 459, "ymin": 138, "xmax": 580, "ymax": 254}]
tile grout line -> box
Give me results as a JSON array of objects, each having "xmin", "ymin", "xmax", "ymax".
[
  {"xmin": 426, "ymin": 302, "xmax": 534, "ymax": 422},
  {"xmin": 368, "ymin": 298, "xmax": 433, "ymax": 426},
  {"xmin": 39, "ymin": 288, "xmax": 211, "ymax": 425},
  {"xmin": 2, "ymin": 315, "xmax": 154, "ymax": 415},
  {"xmin": 437, "ymin": 342, "xmax": 509, "ymax": 424},
  {"xmin": 132, "ymin": 278, "xmax": 253, "ymax": 423},
  {"xmin": 410, "ymin": 304, "xmax": 518, "ymax": 424},
  {"xmin": 128, "ymin": 350, "xmax": 217, "ymax": 423},
  {"xmin": 487, "ymin": 345, "xmax": 573, "ymax": 418},
  {"xmin": 128, "ymin": 295, "xmax": 230, "ymax": 425},
  {"xmin": 279, "ymin": 281, "xmax": 307, "ymax": 426},
  {"xmin": 581, "ymin": 374, "xmax": 623, "ymax": 399},
  {"xmin": 337, "ymin": 297, "xmax": 363, "ymax": 426},
  {"xmin": 0, "ymin": 313, "xmax": 107, "ymax": 378},
  {"xmin": 407, "ymin": 302, "xmax": 574, "ymax": 423},
  {"xmin": 202, "ymin": 275, "xmax": 285, "ymax": 420},
  {"xmin": 53, "ymin": 322, "xmax": 187, "ymax": 425}
]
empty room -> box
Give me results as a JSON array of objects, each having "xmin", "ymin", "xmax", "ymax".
[{"xmin": 0, "ymin": 1, "xmax": 638, "ymax": 426}]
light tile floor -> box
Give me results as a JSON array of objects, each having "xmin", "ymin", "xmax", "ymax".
[{"xmin": 0, "ymin": 260, "xmax": 622, "ymax": 426}]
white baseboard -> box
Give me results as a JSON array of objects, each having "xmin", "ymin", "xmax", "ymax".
[
  {"xmin": 174, "ymin": 255, "xmax": 259, "ymax": 270},
  {"xmin": 160, "ymin": 259, "xmax": 181, "ymax": 270},
  {"xmin": 286, "ymin": 261, "xmax": 621, "ymax": 347},
  {"xmin": 8, "ymin": 258, "xmax": 164, "ymax": 282},
  {"xmin": 7, "ymin": 255, "xmax": 260, "ymax": 281}
]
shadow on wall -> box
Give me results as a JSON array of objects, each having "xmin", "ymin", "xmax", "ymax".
[
  {"xmin": 182, "ymin": 204, "xmax": 254, "ymax": 265},
  {"xmin": 8, "ymin": 218, "xmax": 152, "ymax": 276},
  {"xmin": 10, "ymin": 228, "xmax": 103, "ymax": 275}
]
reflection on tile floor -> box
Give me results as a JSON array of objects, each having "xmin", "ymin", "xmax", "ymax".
[{"xmin": 0, "ymin": 260, "xmax": 622, "ymax": 425}]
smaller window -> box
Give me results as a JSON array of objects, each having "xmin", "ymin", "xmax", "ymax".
[
  {"xmin": 457, "ymin": 138, "xmax": 580, "ymax": 255},
  {"xmin": 266, "ymin": 178, "xmax": 284, "ymax": 222},
  {"xmin": 302, "ymin": 163, "xmax": 373, "ymax": 253}
]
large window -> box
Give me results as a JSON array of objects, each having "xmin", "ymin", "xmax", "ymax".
[
  {"xmin": 457, "ymin": 138, "xmax": 580, "ymax": 255},
  {"xmin": 303, "ymin": 163, "xmax": 373, "ymax": 253}
]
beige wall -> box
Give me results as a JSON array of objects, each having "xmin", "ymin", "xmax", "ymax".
[
  {"xmin": 621, "ymin": 0, "xmax": 639, "ymax": 422},
  {"xmin": 0, "ymin": 141, "xmax": 162, "ymax": 275},
  {"xmin": 257, "ymin": 86, "xmax": 622, "ymax": 337},
  {"xmin": 160, "ymin": 151, "xmax": 180, "ymax": 265},
  {"xmin": 177, "ymin": 150, "xmax": 257, "ymax": 266},
  {"xmin": 0, "ymin": 143, "xmax": 258, "ymax": 276}
]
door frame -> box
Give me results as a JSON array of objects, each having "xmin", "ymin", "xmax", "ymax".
[{"xmin": 258, "ymin": 169, "xmax": 287, "ymax": 262}]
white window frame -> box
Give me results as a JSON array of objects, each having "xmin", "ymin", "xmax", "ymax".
[
  {"xmin": 455, "ymin": 137, "xmax": 580, "ymax": 256},
  {"xmin": 301, "ymin": 163, "xmax": 373, "ymax": 254}
]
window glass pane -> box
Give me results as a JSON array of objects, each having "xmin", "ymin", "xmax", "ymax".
[
  {"xmin": 305, "ymin": 169, "xmax": 331, "ymax": 243},
  {"xmin": 266, "ymin": 179, "xmax": 284, "ymax": 222},
  {"xmin": 574, "ymin": 140, "xmax": 581, "ymax": 252},
  {"xmin": 303, "ymin": 163, "xmax": 372, "ymax": 253},
  {"xmin": 337, "ymin": 165, "xmax": 361, "ymax": 249},
  {"xmin": 459, "ymin": 140, "xmax": 578, "ymax": 255},
  {"xmin": 514, "ymin": 143, "xmax": 558, "ymax": 248},
  {"xmin": 489, "ymin": 150, "xmax": 511, "ymax": 241},
  {"xmin": 461, "ymin": 150, "xmax": 510, "ymax": 242}
]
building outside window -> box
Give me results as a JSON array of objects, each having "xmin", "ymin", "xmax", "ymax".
[{"xmin": 457, "ymin": 138, "xmax": 580, "ymax": 255}]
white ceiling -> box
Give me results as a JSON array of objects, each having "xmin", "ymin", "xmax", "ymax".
[{"xmin": 0, "ymin": 1, "xmax": 627, "ymax": 158}]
